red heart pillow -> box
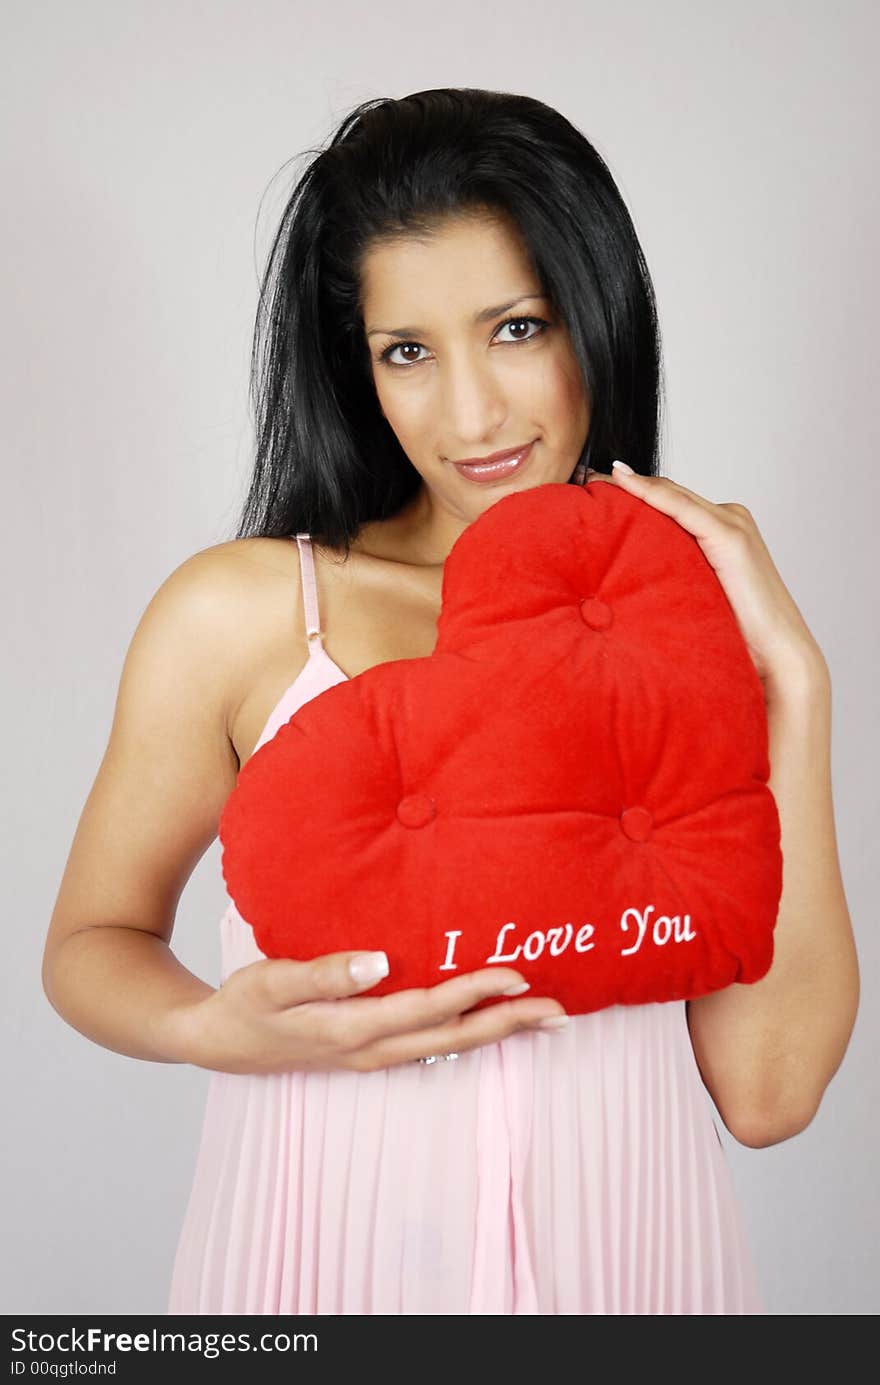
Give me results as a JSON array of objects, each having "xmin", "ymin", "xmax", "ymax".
[{"xmin": 219, "ymin": 481, "xmax": 782, "ymax": 1016}]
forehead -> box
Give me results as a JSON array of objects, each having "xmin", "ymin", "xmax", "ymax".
[{"xmin": 360, "ymin": 214, "xmax": 540, "ymax": 320}]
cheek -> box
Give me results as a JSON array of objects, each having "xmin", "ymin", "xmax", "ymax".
[
  {"xmin": 372, "ymin": 374, "xmax": 423, "ymax": 433},
  {"xmin": 543, "ymin": 358, "xmax": 589, "ymax": 435}
]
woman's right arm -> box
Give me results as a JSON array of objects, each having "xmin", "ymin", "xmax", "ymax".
[{"xmin": 41, "ymin": 548, "xmax": 246, "ymax": 1063}]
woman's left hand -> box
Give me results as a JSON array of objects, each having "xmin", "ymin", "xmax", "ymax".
[{"xmin": 585, "ymin": 463, "xmax": 828, "ymax": 693}]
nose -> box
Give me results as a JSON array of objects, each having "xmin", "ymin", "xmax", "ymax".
[{"xmin": 441, "ymin": 349, "xmax": 508, "ymax": 450}]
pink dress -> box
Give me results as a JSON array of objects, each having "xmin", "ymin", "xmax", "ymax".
[{"xmin": 167, "ymin": 533, "xmax": 766, "ymax": 1315}]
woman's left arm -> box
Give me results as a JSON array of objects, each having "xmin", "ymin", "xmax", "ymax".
[{"xmin": 589, "ymin": 464, "xmax": 861, "ymax": 1148}]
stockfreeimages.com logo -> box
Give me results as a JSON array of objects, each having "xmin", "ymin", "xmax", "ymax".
[{"xmin": 10, "ymin": 1327, "xmax": 317, "ymax": 1362}]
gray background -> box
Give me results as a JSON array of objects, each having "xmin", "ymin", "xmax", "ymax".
[{"xmin": 3, "ymin": 0, "xmax": 877, "ymax": 1315}]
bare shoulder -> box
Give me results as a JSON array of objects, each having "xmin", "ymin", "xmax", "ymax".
[
  {"xmin": 43, "ymin": 534, "xmax": 308, "ymax": 961},
  {"xmin": 181, "ymin": 535, "xmax": 317, "ymax": 759},
  {"xmin": 171, "ymin": 527, "xmax": 442, "ymax": 762},
  {"xmin": 151, "ymin": 534, "xmax": 310, "ymax": 720}
]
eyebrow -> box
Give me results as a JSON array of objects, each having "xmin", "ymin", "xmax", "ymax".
[{"xmin": 365, "ymin": 294, "xmax": 549, "ymax": 339}]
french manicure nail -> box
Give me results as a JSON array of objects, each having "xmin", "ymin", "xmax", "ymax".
[
  {"xmin": 500, "ymin": 981, "xmax": 531, "ymax": 996},
  {"xmin": 536, "ymin": 1015, "xmax": 570, "ymax": 1030},
  {"xmin": 349, "ymin": 951, "xmax": 389, "ymax": 986},
  {"xmin": 612, "ymin": 459, "xmax": 635, "ymax": 475}
]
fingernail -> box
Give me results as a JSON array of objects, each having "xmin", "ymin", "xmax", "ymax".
[
  {"xmin": 535, "ymin": 1015, "xmax": 570, "ymax": 1030},
  {"xmin": 500, "ymin": 981, "xmax": 530, "ymax": 996},
  {"xmin": 612, "ymin": 459, "xmax": 635, "ymax": 475},
  {"xmin": 349, "ymin": 951, "xmax": 389, "ymax": 986}
]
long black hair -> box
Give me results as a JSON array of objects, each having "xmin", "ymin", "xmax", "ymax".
[{"xmin": 235, "ymin": 88, "xmax": 665, "ymax": 555}]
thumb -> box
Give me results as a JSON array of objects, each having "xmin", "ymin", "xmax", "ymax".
[
  {"xmin": 263, "ymin": 950, "xmax": 391, "ymax": 1005},
  {"xmin": 343, "ymin": 950, "xmax": 390, "ymax": 992}
]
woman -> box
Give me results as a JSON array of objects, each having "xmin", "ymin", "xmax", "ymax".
[{"xmin": 41, "ymin": 88, "xmax": 858, "ymax": 1315}]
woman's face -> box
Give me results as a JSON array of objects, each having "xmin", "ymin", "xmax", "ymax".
[{"xmin": 360, "ymin": 213, "xmax": 591, "ymax": 532}]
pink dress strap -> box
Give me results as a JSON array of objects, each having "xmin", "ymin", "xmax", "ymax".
[{"xmin": 294, "ymin": 533, "xmax": 324, "ymax": 651}]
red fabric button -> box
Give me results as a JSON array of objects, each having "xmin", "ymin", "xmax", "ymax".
[
  {"xmin": 396, "ymin": 793, "xmax": 437, "ymax": 828},
  {"xmin": 580, "ymin": 596, "xmax": 613, "ymax": 630},
  {"xmin": 620, "ymin": 806, "xmax": 653, "ymax": 842}
]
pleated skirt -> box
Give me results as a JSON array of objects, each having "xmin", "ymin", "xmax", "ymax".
[{"xmin": 167, "ymin": 910, "xmax": 765, "ymax": 1315}]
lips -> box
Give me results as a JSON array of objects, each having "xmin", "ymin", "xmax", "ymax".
[
  {"xmin": 452, "ymin": 440, "xmax": 536, "ymax": 483},
  {"xmin": 454, "ymin": 442, "xmax": 533, "ymax": 466}
]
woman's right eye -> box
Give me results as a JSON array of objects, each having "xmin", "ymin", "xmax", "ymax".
[{"xmin": 378, "ymin": 341, "xmax": 425, "ymax": 367}]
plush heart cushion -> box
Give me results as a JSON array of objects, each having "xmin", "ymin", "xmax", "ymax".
[{"xmin": 219, "ymin": 481, "xmax": 782, "ymax": 1016}]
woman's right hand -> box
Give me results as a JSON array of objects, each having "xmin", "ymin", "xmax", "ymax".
[{"xmin": 168, "ymin": 951, "xmax": 570, "ymax": 1075}]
